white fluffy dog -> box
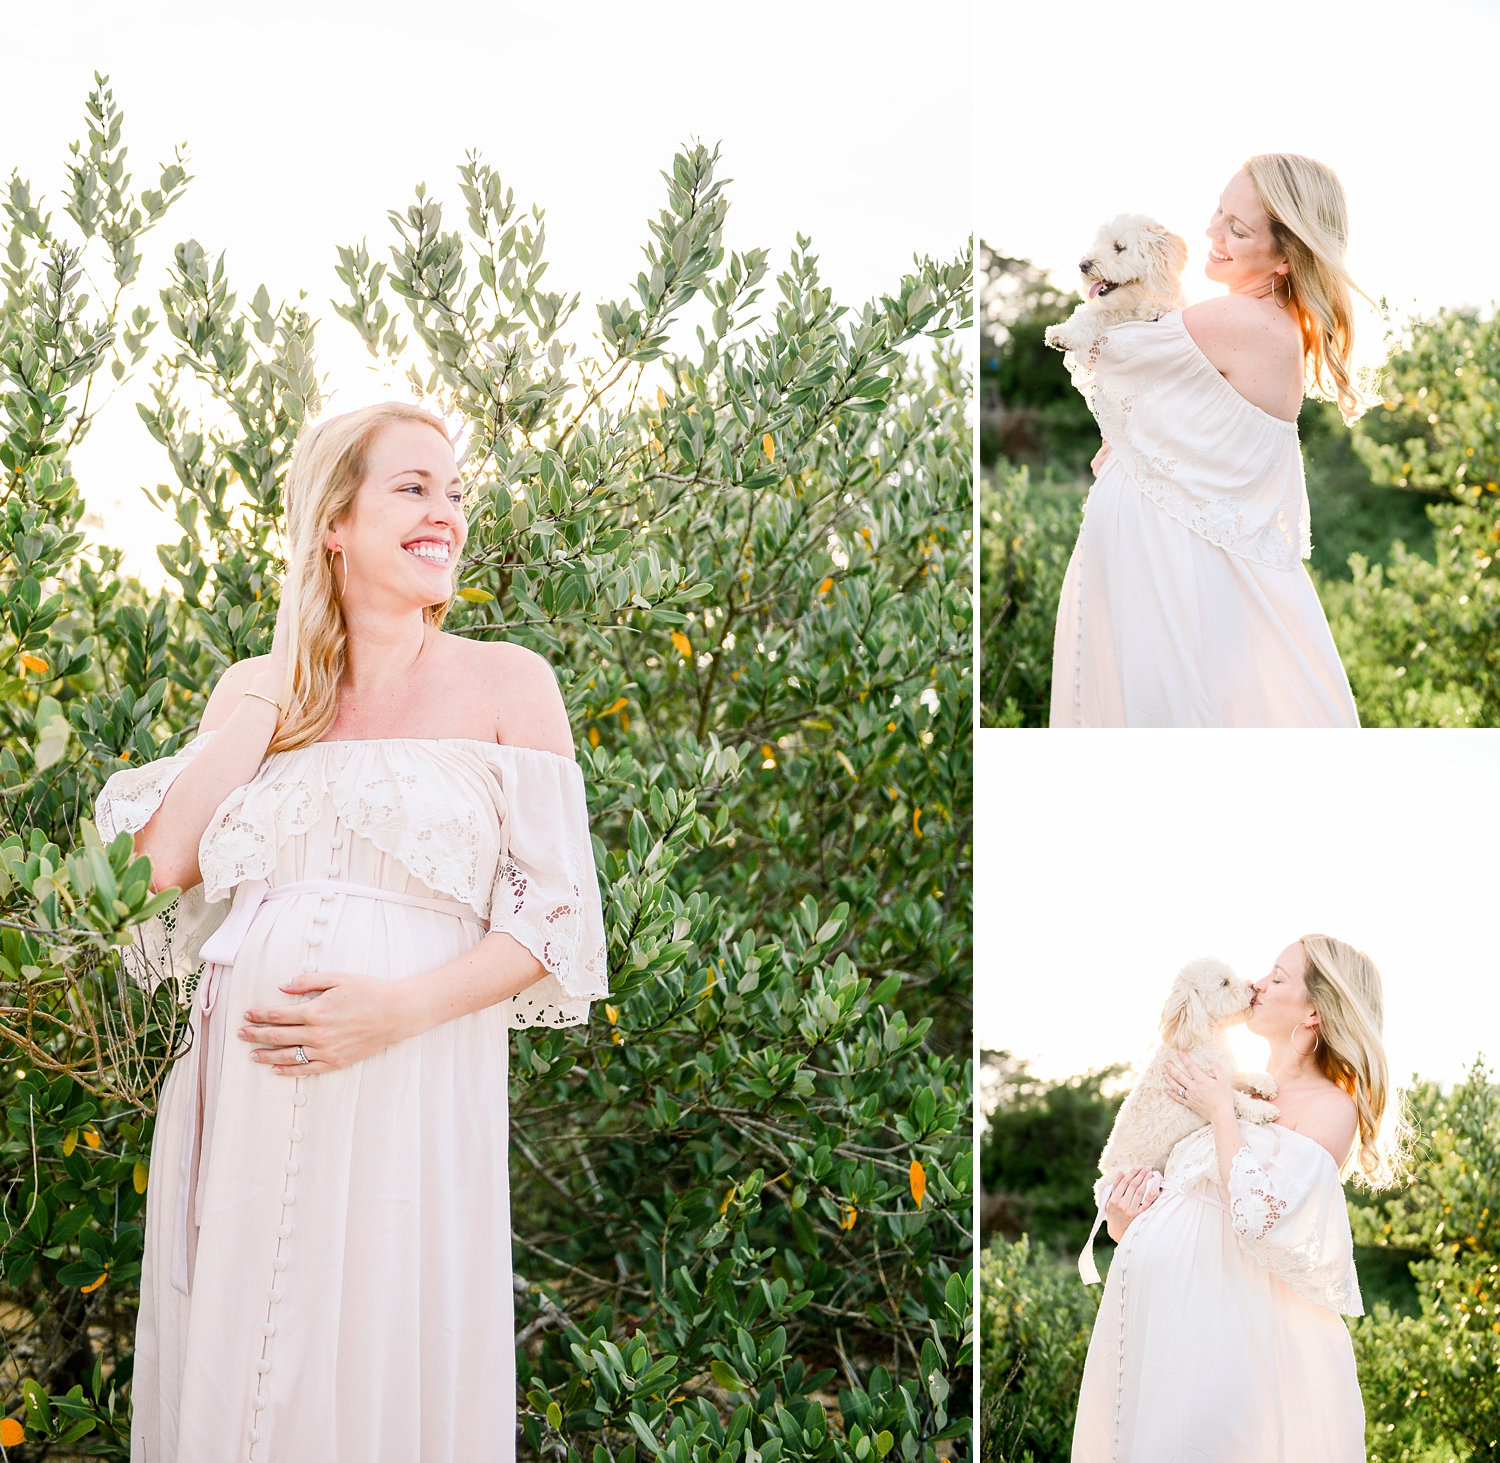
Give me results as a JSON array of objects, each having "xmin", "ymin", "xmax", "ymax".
[
  {"xmin": 1078, "ymin": 957, "xmax": 1279, "ymax": 1282},
  {"xmin": 1044, "ymin": 212, "xmax": 1188, "ymax": 356},
  {"xmin": 1096, "ymin": 956, "xmax": 1279, "ymax": 1199}
]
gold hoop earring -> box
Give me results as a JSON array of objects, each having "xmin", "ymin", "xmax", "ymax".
[
  {"xmin": 328, "ymin": 545, "xmax": 349, "ymax": 598},
  {"xmin": 1291, "ymin": 1019, "xmax": 1319, "ymax": 1057},
  {"xmin": 1270, "ymin": 271, "xmax": 1290, "ymax": 309}
]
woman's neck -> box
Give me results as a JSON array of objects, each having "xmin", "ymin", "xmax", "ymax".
[
  {"xmin": 340, "ymin": 608, "xmax": 430, "ymax": 700},
  {"xmin": 1264, "ymin": 1036, "xmax": 1324, "ymax": 1089}
]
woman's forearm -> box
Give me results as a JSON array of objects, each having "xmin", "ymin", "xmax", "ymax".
[
  {"xmin": 1209, "ymin": 1102, "xmax": 1244, "ymax": 1193},
  {"xmin": 392, "ymin": 928, "xmax": 550, "ymax": 1039},
  {"xmin": 135, "ymin": 662, "xmax": 289, "ymax": 893}
]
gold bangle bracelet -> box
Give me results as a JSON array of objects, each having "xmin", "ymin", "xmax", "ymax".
[{"xmin": 243, "ymin": 689, "xmax": 283, "ymax": 713}]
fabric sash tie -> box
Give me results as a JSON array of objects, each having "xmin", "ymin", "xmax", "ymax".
[{"xmin": 170, "ymin": 877, "xmax": 486, "ymax": 1295}]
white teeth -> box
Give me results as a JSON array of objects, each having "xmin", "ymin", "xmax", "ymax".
[{"xmin": 404, "ymin": 544, "xmax": 450, "ymax": 563}]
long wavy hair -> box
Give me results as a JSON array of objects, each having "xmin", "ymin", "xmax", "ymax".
[
  {"xmin": 1243, "ymin": 153, "xmax": 1371, "ymax": 424},
  {"xmin": 267, "ymin": 402, "xmax": 458, "ymax": 753},
  {"xmin": 1299, "ymin": 933, "xmax": 1410, "ymax": 1189}
]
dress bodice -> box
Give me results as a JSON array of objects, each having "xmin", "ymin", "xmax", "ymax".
[
  {"xmin": 94, "ymin": 731, "xmax": 609, "ymax": 1029},
  {"xmin": 1063, "ymin": 308, "xmax": 1311, "ymax": 571}
]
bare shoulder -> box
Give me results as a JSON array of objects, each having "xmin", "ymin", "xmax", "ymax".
[
  {"xmin": 452, "ymin": 636, "xmax": 575, "ymax": 759},
  {"xmin": 198, "ymin": 654, "xmax": 275, "ymax": 733},
  {"xmin": 1182, "ymin": 294, "xmax": 1300, "ymax": 368},
  {"xmin": 1287, "ymin": 1082, "xmax": 1359, "ymax": 1167}
]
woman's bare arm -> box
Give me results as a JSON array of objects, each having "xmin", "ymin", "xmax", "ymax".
[{"xmin": 133, "ymin": 654, "xmax": 288, "ymax": 894}]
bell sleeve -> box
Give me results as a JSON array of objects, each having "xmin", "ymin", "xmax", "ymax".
[
  {"xmin": 486, "ymin": 746, "xmax": 609, "ymax": 1029},
  {"xmin": 93, "ymin": 729, "xmax": 230, "ymax": 1001},
  {"xmin": 1227, "ymin": 1128, "xmax": 1363, "ymax": 1315}
]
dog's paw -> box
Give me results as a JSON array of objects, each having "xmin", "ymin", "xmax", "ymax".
[
  {"xmin": 1233, "ymin": 1092, "xmax": 1281, "ymax": 1125},
  {"xmin": 1237, "ymin": 1070, "xmax": 1278, "ymax": 1100},
  {"xmin": 1043, "ymin": 322, "xmax": 1067, "ymax": 351}
]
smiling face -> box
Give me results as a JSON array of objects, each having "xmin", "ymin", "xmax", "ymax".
[
  {"xmin": 1248, "ymin": 940, "xmax": 1318, "ymax": 1040},
  {"xmin": 1205, "ymin": 170, "xmax": 1288, "ymax": 295},
  {"xmin": 326, "ymin": 419, "xmax": 466, "ymax": 610}
]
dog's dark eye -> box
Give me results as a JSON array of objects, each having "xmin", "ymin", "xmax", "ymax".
[
  {"xmin": 1221, "ymin": 979, "xmax": 1228, "ymax": 986},
  {"xmin": 1114, "ymin": 243, "xmax": 1126, "ymax": 253}
]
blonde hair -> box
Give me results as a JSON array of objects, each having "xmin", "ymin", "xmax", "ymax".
[
  {"xmin": 267, "ymin": 402, "xmax": 457, "ymax": 753},
  {"xmin": 1299, "ymin": 933, "xmax": 1410, "ymax": 1189},
  {"xmin": 1243, "ymin": 154, "xmax": 1371, "ymax": 424}
]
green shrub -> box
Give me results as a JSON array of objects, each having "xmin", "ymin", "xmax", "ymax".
[
  {"xmin": 1351, "ymin": 1060, "xmax": 1499, "ymax": 1463},
  {"xmin": 976, "ymin": 466, "xmax": 1082, "ymax": 727},
  {"xmin": 977, "ymin": 1235, "xmax": 1099, "ymax": 1463},
  {"xmin": 1, "ymin": 79, "xmax": 972, "ymax": 1460}
]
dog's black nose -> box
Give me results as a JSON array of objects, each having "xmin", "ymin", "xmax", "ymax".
[{"xmin": 1079, "ymin": 258, "xmax": 1096, "ymax": 276}]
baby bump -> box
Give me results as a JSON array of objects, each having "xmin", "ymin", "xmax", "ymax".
[{"xmin": 226, "ymin": 885, "xmax": 486, "ymax": 1012}]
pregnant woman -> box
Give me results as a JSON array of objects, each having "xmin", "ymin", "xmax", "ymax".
[
  {"xmin": 95, "ymin": 401, "xmax": 609, "ymax": 1462},
  {"xmin": 1071, "ymin": 934, "xmax": 1401, "ymax": 1462},
  {"xmin": 1050, "ymin": 154, "xmax": 1364, "ymax": 726}
]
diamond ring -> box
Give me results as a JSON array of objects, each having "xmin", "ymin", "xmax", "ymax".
[{"xmin": 295, "ymin": 1045, "xmax": 309, "ymax": 1065}]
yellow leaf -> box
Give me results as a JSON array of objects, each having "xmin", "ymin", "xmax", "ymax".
[
  {"xmin": 620, "ymin": 711, "xmax": 630, "ymax": 732},
  {"xmin": 83, "ymin": 1127, "xmax": 101, "ymax": 1149},
  {"xmin": 63, "ymin": 1129, "xmax": 78, "ymax": 1157},
  {"xmin": 817, "ymin": 576, "xmax": 833, "ymax": 595},
  {"xmin": 913, "ymin": 807, "xmax": 923, "ymax": 838},
  {"xmin": 81, "ymin": 1270, "xmax": 108, "ymax": 1293},
  {"xmin": 19, "ymin": 652, "xmax": 48, "ymax": 674},
  {"xmin": 587, "ymin": 726, "xmax": 600, "ymax": 747},
  {"xmin": 133, "ymin": 1160, "xmax": 148, "ymax": 1194},
  {"xmin": 0, "ymin": 1418, "xmax": 25, "ymax": 1446},
  {"xmin": 657, "ymin": 387, "xmax": 668, "ymax": 409},
  {"xmin": 671, "ymin": 630, "xmax": 692, "ymax": 658},
  {"xmin": 910, "ymin": 1159, "xmax": 927, "ymax": 1207},
  {"xmin": 839, "ymin": 1204, "xmax": 858, "ymax": 1231},
  {"xmin": 604, "ymin": 1004, "xmax": 619, "ymax": 1025},
  {"xmin": 762, "ymin": 433, "xmax": 775, "ymax": 462},
  {"xmin": 719, "ymin": 1183, "xmax": 738, "ymax": 1215},
  {"xmin": 457, "ymin": 587, "xmax": 494, "ymax": 603},
  {"xmin": 835, "ymin": 750, "xmax": 857, "ymax": 780},
  {"xmin": 599, "ymin": 697, "xmax": 628, "ymax": 717}
]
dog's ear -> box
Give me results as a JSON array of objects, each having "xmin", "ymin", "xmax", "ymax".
[
  {"xmin": 1142, "ymin": 227, "xmax": 1188, "ymax": 295},
  {"xmin": 1160, "ymin": 978, "xmax": 1208, "ymax": 1048}
]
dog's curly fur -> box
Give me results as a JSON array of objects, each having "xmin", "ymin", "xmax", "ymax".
[
  {"xmin": 1044, "ymin": 212, "xmax": 1188, "ymax": 357},
  {"xmin": 1094, "ymin": 956, "xmax": 1279, "ymax": 1204}
]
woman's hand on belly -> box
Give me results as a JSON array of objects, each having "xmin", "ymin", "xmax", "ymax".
[
  {"xmin": 237, "ymin": 971, "xmax": 420, "ymax": 1074},
  {"xmin": 1105, "ymin": 1165, "xmax": 1161, "ymax": 1242}
]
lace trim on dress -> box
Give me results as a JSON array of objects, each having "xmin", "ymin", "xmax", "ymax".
[
  {"xmin": 96, "ymin": 734, "xmax": 609, "ymax": 1029},
  {"xmin": 194, "ymin": 739, "xmax": 608, "ymax": 1029},
  {"xmin": 1062, "ymin": 313, "xmax": 1311, "ymax": 573},
  {"xmin": 93, "ymin": 730, "xmax": 228, "ymax": 1001},
  {"xmin": 1226, "ymin": 1144, "xmax": 1363, "ymax": 1315}
]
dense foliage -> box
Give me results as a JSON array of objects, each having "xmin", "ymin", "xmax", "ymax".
[
  {"xmin": 977, "ymin": 245, "xmax": 1496, "ymax": 728},
  {"xmin": 0, "ymin": 81, "xmax": 973, "ymax": 1459},
  {"xmin": 977, "ymin": 1059, "xmax": 1496, "ymax": 1463},
  {"xmin": 1351, "ymin": 1062, "xmax": 1499, "ymax": 1463}
]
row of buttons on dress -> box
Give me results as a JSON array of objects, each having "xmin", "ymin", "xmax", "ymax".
[{"xmin": 246, "ymin": 830, "xmax": 342, "ymax": 1457}]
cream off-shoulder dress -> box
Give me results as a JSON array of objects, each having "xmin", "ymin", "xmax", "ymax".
[
  {"xmin": 1072, "ymin": 1122, "xmax": 1365, "ymax": 1463},
  {"xmin": 95, "ymin": 731, "xmax": 609, "ymax": 1463},
  {"xmin": 1049, "ymin": 309, "xmax": 1359, "ymax": 727}
]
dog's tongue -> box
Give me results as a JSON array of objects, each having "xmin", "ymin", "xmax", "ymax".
[{"xmin": 1089, "ymin": 281, "xmax": 1106, "ymax": 300}]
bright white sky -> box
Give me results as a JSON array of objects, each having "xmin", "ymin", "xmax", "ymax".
[
  {"xmin": 981, "ymin": 0, "xmax": 1499, "ymax": 350},
  {"xmin": 975, "ymin": 731, "xmax": 1500, "ymax": 1092},
  {"xmin": 1, "ymin": 0, "xmax": 972, "ymax": 586}
]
